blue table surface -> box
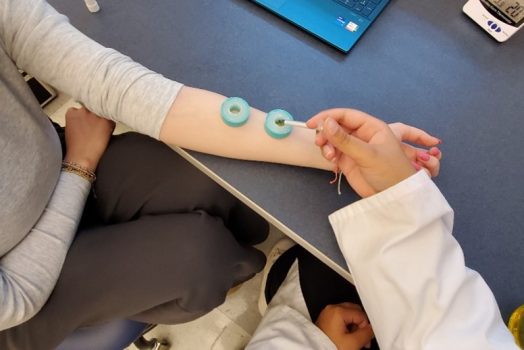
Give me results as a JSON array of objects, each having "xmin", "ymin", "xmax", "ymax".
[{"xmin": 48, "ymin": 0, "xmax": 524, "ymax": 321}]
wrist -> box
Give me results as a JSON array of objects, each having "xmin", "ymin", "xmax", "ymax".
[
  {"xmin": 61, "ymin": 161, "xmax": 97, "ymax": 183},
  {"xmin": 63, "ymin": 156, "xmax": 97, "ymax": 173}
]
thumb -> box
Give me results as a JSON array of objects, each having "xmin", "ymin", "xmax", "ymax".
[
  {"xmin": 323, "ymin": 118, "xmax": 370, "ymax": 162},
  {"xmin": 343, "ymin": 325, "xmax": 374, "ymax": 350}
]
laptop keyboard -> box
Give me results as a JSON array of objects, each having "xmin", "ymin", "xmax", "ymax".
[{"xmin": 332, "ymin": 0, "xmax": 383, "ymax": 18}]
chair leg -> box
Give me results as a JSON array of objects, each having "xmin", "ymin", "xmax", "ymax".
[{"xmin": 133, "ymin": 335, "xmax": 170, "ymax": 350}]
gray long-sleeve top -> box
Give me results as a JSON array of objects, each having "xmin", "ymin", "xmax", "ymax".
[{"xmin": 0, "ymin": 0, "xmax": 182, "ymax": 330}]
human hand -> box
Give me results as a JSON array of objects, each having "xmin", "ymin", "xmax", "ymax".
[
  {"xmin": 311, "ymin": 114, "xmax": 442, "ymax": 181},
  {"xmin": 388, "ymin": 122, "xmax": 441, "ymax": 178},
  {"xmin": 315, "ymin": 302, "xmax": 374, "ymax": 350},
  {"xmin": 63, "ymin": 107, "xmax": 115, "ymax": 172},
  {"xmin": 308, "ymin": 109, "xmax": 439, "ymax": 197}
]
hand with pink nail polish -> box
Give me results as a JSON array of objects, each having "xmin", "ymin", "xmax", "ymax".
[
  {"xmin": 307, "ymin": 109, "xmax": 442, "ymax": 197},
  {"xmin": 389, "ymin": 123, "xmax": 442, "ymax": 178}
]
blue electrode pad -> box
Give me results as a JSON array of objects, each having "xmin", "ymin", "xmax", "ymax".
[
  {"xmin": 221, "ymin": 97, "xmax": 250, "ymax": 127},
  {"xmin": 265, "ymin": 109, "xmax": 294, "ymax": 139}
]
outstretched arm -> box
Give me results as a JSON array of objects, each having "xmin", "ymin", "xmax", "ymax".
[
  {"xmin": 159, "ymin": 86, "xmax": 331, "ymax": 170},
  {"xmin": 2, "ymin": 0, "xmax": 330, "ymax": 169},
  {"xmin": 2, "ymin": 0, "xmax": 437, "ymax": 172}
]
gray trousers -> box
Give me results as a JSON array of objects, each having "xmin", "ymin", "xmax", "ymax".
[{"xmin": 0, "ymin": 132, "xmax": 268, "ymax": 350}]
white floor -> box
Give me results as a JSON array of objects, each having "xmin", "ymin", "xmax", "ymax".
[{"xmin": 44, "ymin": 94, "xmax": 285, "ymax": 350}]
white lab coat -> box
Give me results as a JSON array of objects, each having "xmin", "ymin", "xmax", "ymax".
[{"xmin": 247, "ymin": 171, "xmax": 518, "ymax": 350}]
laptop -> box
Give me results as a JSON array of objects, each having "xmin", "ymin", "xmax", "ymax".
[{"xmin": 251, "ymin": 0, "xmax": 391, "ymax": 52}]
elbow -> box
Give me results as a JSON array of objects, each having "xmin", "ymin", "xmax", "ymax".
[{"xmin": 0, "ymin": 274, "xmax": 47, "ymax": 331}]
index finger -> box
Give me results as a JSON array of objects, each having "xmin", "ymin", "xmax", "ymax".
[
  {"xmin": 389, "ymin": 122, "xmax": 441, "ymax": 148},
  {"xmin": 306, "ymin": 108, "xmax": 391, "ymax": 150},
  {"xmin": 307, "ymin": 108, "xmax": 381, "ymax": 130},
  {"xmin": 308, "ymin": 108, "xmax": 388, "ymax": 145}
]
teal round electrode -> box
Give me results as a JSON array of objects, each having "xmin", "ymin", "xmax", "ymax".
[
  {"xmin": 265, "ymin": 109, "xmax": 293, "ymax": 139},
  {"xmin": 221, "ymin": 97, "xmax": 250, "ymax": 127}
]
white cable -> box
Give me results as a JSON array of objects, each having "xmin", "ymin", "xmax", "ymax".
[
  {"xmin": 337, "ymin": 171, "xmax": 343, "ymax": 195},
  {"xmin": 283, "ymin": 120, "xmax": 323, "ymax": 133}
]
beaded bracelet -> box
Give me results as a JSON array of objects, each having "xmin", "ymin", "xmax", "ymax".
[{"xmin": 61, "ymin": 161, "xmax": 96, "ymax": 183}]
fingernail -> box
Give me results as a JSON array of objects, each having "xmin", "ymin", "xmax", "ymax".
[
  {"xmin": 325, "ymin": 118, "xmax": 338, "ymax": 135},
  {"xmin": 417, "ymin": 151, "xmax": 430, "ymax": 161},
  {"xmin": 322, "ymin": 145, "xmax": 334, "ymax": 159},
  {"xmin": 412, "ymin": 161, "xmax": 422, "ymax": 171},
  {"xmin": 429, "ymin": 147, "xmax": 441, "ymax": 156}
]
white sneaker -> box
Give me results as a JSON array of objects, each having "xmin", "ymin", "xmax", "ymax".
[{"xmin": 257, "ymin": 237, "xmax": 296, "ymax": 315}]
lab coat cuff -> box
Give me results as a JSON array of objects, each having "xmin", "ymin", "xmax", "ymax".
[{"xmin": 329, "ymin": 170, "xmax": 433, "ymax": 224}]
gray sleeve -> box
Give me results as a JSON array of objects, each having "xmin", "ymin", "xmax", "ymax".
[
  {"xmin": 0, "ymin": 0, "xmax": 183, "ymax": 139},
  {"xmin": 0, "ymin": 172, "xmax": 91, "ymax": 330}
]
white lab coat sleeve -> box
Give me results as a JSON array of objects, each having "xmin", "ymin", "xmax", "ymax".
[{"xmin": 329, "ymin": 170, "xmax": 518, "ymax": 350}]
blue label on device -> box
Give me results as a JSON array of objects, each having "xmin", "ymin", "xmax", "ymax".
[
  {"xmin": 487, "ymin": 20, "xmax": 502, "ymax": 32},
  {"xmin": 336, "ymin": 16, "xmax": 346, "ymax": 26}
]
